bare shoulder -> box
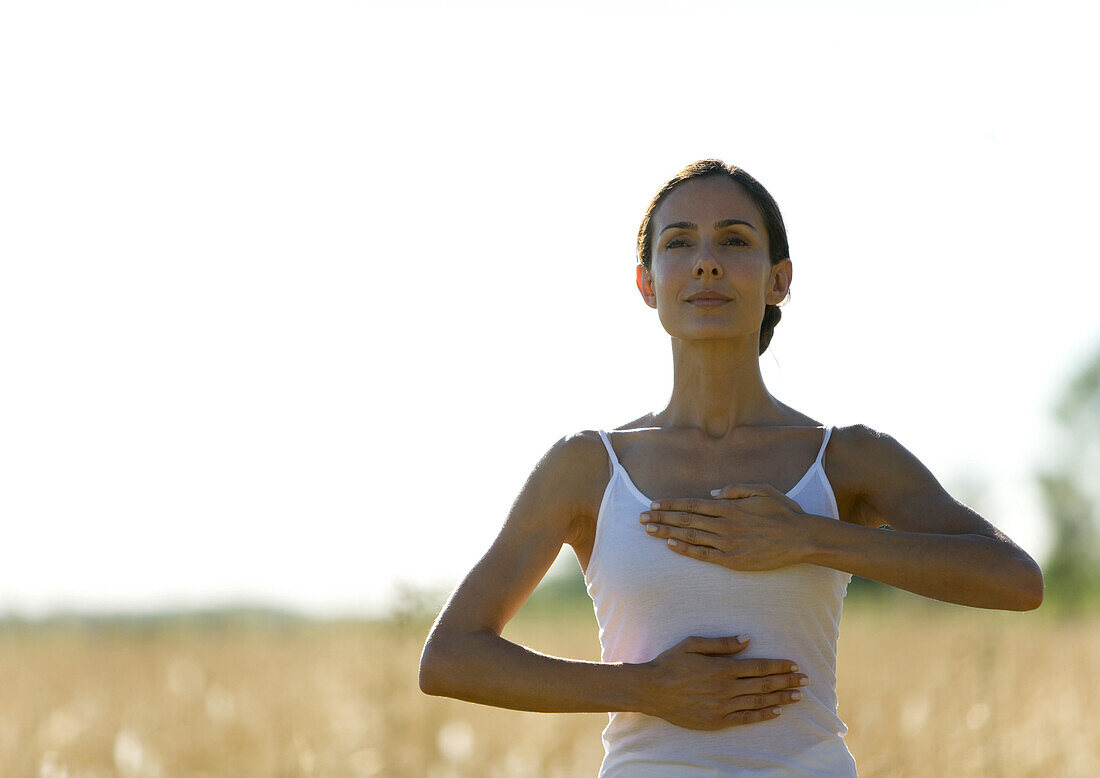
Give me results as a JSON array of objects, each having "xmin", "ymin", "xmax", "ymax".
[
  {"xmin": 549, "ymin": 429, "xmax": 614, "ymax": 490},
  {"xmin": 536, "ymin": 430, "xmax": 615, "ymax": 548},
  {"xmin": 424, "ymin": 431, "xmax": 612, "ymax": 637},
  {"xmin": 829, "ymin": 423, "xmax": 925, "ymax": 492},
  {"xmin": 820, "ymin": 423, "xmax": 906, "ymax": 527},
  {"xmin": 825, "ymin": 423, "xmax": 993, "ymax": 534}
]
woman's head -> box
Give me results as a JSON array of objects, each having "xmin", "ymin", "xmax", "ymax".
[{"xmin": 636, "ymin": 160, "xmax": 791, "ymax": 356}]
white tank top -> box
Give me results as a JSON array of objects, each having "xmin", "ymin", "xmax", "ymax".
[{"xmin": 585, "ymin": 426, "xmax": 857, "ymax": 777}]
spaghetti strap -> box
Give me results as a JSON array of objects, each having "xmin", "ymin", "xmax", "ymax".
[
  {"xmin": 813, "ymin": 425, "xmax": 835, "ymax": 466},
  {"xmin": 596, "ymin": 429, "xmax": 621, "ymax": 472}
]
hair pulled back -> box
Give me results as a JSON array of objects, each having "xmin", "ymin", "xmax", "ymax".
[{"xmin": 637, "ymin": 159, "xmax": 789, "ymax": 356}]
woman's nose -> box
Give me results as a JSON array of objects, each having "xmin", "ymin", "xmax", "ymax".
[{"xmin": 693, "ymin": 253, "xmax": 722, "ymax": 277}]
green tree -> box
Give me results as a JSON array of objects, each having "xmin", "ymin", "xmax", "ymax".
[{"xmin": 1037, "ymin": 343, "xmax": 1100, "ymax": 610}]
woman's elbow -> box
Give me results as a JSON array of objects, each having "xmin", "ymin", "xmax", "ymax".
[
  {"xmin": 418, "ymin": 638, "xmax": 452, "ymax": 696},
  {"xmin": 419, "ymin": 625, "xmax": 478, "ymax": 696},
  {"xmin": 1008, "ymin": 561, "xmax": 1044, "ymax": 611},
  {"xmin": 1020, "ymin": 563, "xmax": 1045, "ymax": 611}
]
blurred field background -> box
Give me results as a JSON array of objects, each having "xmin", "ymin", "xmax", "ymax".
[
  {"xmin": 5, "ymin": 2, "xmax": 1100, "ymax": 776},
  {"xmin": 3, "ymin": 590, "xmax": 1099, "ymax": 778}
]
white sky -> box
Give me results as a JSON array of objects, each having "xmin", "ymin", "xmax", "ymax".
[{"xmin": 1, "ymin": 0, "xmax": 1098, "ymax": 618}]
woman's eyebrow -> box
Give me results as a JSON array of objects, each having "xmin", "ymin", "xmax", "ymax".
[
  {"xmin": 659, "ymin": 221, "xmax": 697, "ymax": 235},
  {"xmin": 713, "ymin": 218, "xmax": 758, "ymax": 232},
  {"xmin": 659, "ymin": 219, "xmax": 757, "ymax": 236}
]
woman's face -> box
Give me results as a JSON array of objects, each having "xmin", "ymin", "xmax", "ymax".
[{"xmin": 638, "ymin": 175, "xmax": 792, "ymax": 344}]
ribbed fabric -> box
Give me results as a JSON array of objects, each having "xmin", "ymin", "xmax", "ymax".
[{"xmin": 585, "ymin": 426, "xmax": 856, "ymax": 777}]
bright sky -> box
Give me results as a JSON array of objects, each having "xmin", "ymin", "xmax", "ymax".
[{"xmin": 2, "ymin": 0, "xmax": 1097, "ymax": 618}]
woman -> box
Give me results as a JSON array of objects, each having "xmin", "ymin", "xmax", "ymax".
[{"xmin": 419, "ymin": 160, "xmax": 1044, "ymax": 776}]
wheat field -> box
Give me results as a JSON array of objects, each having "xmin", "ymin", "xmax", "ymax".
[{"xmin": 1, "ymin": 601, "xmax": 1096, "ymax": 777}]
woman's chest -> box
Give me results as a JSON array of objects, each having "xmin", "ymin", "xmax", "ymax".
[{"xmin": 570, "ymin": 429, "xmax": 864, "ymax": 572}]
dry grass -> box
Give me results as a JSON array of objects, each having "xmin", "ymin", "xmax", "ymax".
[{"xmin": 0, "ymin": 601, "xmax": 1096, "ymax": 777}]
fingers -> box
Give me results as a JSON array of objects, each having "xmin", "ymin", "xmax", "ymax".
[
  {"xmin": 639, "ymin": 510, "xmax": 723, "ymax": 530},
  {"xmin": 733, "ymin": 672, "xmax": 809, "ymax": 695},
  {"xmin": 731, "ymin": 657, "xmax": 801, "ymax": 677},
  {"xmin": 646, "ymin": 498, "xmax": 724, "ymax": 516},
  {"xmin": 719, "ymin": 673, "xmax": 808, "ymax": 728},
  {"xmin": 649, "ymin": 484, "xmax": 780, "ymax": 515},
  {"xmin": 643, "ymin": 521, "xmax": 722, "ymax": 547},
  {"xmin": 722, "ymin": 688, "xmax": 802, "ymax": 726},
  {"xmin": 666, "ymin": 539, "xmax": 722, "ymax": 563},
  {"xmin": 681, "ymin": 635, "xmax": 750, "ymax": 655},
  {"xmin": 709, "ymin": 483, "xmax": 775, "ymax": 499},
  {"xmin": 721, "ymin": 706, "xmax": 784, "ymax": 727},
  {"xmin": 734, "ymin": 689, "xmax": 803, "ymax": 712}
]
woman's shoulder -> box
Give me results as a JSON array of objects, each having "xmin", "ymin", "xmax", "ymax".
[
  {"xmin": 530, "ymin": 430, "xmax": 619, "ymax": 555},
  {"xmin": 827, "ymin": 423, "xmax": 938, "ymax": 489},
  {"xmin": 538, "ymin": 429, "xmax": 616, "ymax": 501},
  {"xmin": 820, "ymin": 423, "xmax": 914, "ymax": 527},
  {"xmin": 826, "ymin": 423, "xmax": 895, "ymax": 466}
]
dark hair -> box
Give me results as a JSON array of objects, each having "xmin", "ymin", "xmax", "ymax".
[{"xmin": 637, "ymin": 159, "xmax": 789, "ymax": 356}]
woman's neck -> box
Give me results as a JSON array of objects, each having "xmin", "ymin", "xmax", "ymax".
[{"xmin": 656, "ymin": 337, "xmax": 784, "ymax": 440}]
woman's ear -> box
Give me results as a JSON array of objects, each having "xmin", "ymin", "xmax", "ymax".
[
  {"xmin": 766, "ymin": 258, "xmax": 793, "ymax": 306},
  {"xmin": 636, "ymin": 264, "xmax": 657, "ymax": 309}
]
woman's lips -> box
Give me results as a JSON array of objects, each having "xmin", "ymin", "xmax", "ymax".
[{"xmin": 688, "ymin": 299, "xmax": 730, "ymax": 308}]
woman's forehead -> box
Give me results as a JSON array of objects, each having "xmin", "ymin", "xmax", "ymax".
[{"xmin": 654, "ymin": 176, "xmax": 764, "ymax": 231}]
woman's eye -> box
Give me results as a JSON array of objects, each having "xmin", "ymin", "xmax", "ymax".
[{"xmin": 664, "ymin": 235, "xmax": 746, "ymax": 250}]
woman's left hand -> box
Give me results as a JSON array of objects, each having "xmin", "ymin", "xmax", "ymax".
[{"xmin": 639, "ymin": 484, "xmax": 820, "ymax": 571}]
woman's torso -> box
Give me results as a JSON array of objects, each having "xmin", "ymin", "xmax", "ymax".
[{"xmin": 573, "ymin": 417, "xmax": 861, "ymax": 777}]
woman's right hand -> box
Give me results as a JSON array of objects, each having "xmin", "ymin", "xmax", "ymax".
[{"xmin": 637, "ymin": 635, "xmax": 808, "ymax": 730}]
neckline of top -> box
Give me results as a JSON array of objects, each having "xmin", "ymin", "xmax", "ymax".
[
  {"xmin": 613, "ymin": 456, "xmax": 821, "ymax": 507},
  {"xmin": 600, "ymin": 426, "xmax": 830, "ymax": 507}
]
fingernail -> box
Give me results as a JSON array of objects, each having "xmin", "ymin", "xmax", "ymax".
[
  {"xmin": 791, "ymin": 691, "xmax": 801, "ymax": 701},
  {"xmin": 646, "ymin": 524, "xmax": 658, "ymax": 533},
  {"xmin": 710, "ymin": 488, "xmax": 720, "ymax": 496},
  {"xmin": 799, "ymin": 677, "xmax": 809, "ymax": 686},
  {"xmin": 736, "ymin": 634, "xmax": 750, "ymax": 643},
  {"xmin": 771, "ymin": 708, "xmax": 782, "ymax": 715},
  {"xmin": 790, "ymin": 664, "xmax": 799, "ymax": 672}
]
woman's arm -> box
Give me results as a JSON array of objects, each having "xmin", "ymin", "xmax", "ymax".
[
  {"xmin": 639, "ymin": 425, "xmax": 1043, "ymax": 611},
  {"xmin": 419, "ymin": 431, "xmax": 637, "ymax": 711},
  {"xmin": 419, "ymin": 431, "xmax": 809, "ymax": 729},
  {"xmin": 801, "ymin": 424, "xmax": 1044, "ymax": 610}
]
